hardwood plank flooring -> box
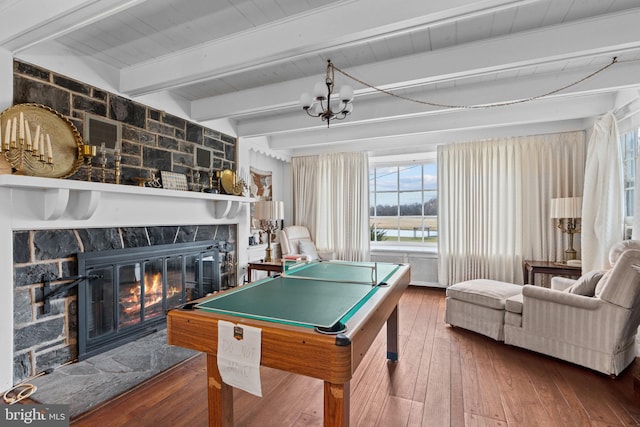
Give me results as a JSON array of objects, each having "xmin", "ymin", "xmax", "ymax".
[{"xmin": 70, "ymin": 286, "xmax": 640, "ymax": 426}]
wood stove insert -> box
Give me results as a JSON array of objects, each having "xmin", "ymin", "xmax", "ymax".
[{"xmin": 76, "ymin": 240, "xmax": 234, "ymax": 359}]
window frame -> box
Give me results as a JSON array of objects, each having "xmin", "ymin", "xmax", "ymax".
[{"xmin": 369, "ymin": 159, "xmax": 437, "ymax": 249}]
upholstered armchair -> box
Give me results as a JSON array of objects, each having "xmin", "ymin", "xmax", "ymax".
[
  {"xmin": 504, "ymin": 241, "xmax": 640, "ymax": 376},
  {"xmin": 279, "ymin": 225, "xmax": 335, "ymax": 260}
]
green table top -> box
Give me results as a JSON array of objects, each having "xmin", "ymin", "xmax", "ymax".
[{"xmin": 196, "ymin": 261, "xmax": 401, "ymax": 331}]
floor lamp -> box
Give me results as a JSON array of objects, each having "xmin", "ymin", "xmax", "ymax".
[
  {"xmin": 254, "ymin": 200, "xmax": 284, "ymax": 262},
  {"xmin": 550, "ymin": 197, "xmax": 582, "ymax": 261}
]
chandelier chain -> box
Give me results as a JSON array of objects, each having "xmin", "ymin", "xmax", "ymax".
[{"xmin": 331, "ymin": 56, "xmax": 619, "ymax": 109}]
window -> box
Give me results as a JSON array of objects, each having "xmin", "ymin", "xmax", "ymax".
[
  {"xmin": 621, "ymin": 128, "xmax": 639, "ymax": 239},
  {"xmin": 369, "ymin": 163, "xmax": 437, "ymax": 244}
]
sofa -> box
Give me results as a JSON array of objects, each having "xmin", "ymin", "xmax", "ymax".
[{"xmin": 446, "ymin": 240, "xmax": 640, "ymax": 376}]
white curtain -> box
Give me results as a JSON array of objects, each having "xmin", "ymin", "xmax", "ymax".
[
  {"xmin": 291, "ymin": 152, "xmax": 370, "ymax": 261},
  {"xmin": 438, "ymin": 132, "xmax": 585, "ymax": 286},
  {"xmin": 582, "ymin": 113, "xmax": 624, "ymax": 271}
]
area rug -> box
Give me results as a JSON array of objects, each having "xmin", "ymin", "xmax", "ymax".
[{"xmin": 29, "ymin": 329, "xmax": 198, "ymax": 418}]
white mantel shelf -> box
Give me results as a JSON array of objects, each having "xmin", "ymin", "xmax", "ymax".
[{"xmin": 0, "ymin": 174, "xmax": 252, "ymax": 230}]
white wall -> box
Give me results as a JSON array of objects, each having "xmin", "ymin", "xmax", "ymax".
[{"xmin": 0, "ymin": 47, "xmax": 14, "ymax": 390}]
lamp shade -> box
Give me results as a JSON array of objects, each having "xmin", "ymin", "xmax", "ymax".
[
  {"xmin": 299, "ymin": 92, "xmax": 313, "ymax": 108},
  {"xmin": 550, "ymin": 197, "xmax": 583, "ymax": 219},
  {"xmin": 339, "ymin": 85, "xmax": 354, "ymax": 102},
  {"xmin": 313, "ymin": 82, "xmax": 326, "ymax": 100},
  {"xmin": 254, "ymin": 200, "xmax": 284, "ymax": 220}
]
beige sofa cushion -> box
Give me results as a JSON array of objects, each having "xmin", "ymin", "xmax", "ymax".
[{"xmin": 447, "ymin": 279, "xmax": 522, "ymax": 310}]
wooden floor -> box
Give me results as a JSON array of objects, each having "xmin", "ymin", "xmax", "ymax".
[{"xmin": 71, "ymin": 286, "xmax": 640, "ymax": 426}]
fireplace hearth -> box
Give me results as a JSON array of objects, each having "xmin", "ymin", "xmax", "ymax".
[{"xmin": 76, "ymin": 240, "xmax": 233, "ymax": 360}]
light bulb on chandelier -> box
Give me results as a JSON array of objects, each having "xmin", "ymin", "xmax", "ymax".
[{"xmin": 299, "ymin": 60, "xmax": 354, "ymax": 127}]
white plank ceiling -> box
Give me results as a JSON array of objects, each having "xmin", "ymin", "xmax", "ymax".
[{"xmin": 2, "ymin": 0, "xmax": 640, "ymax": 157}]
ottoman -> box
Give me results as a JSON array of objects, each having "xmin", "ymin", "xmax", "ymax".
[{"xmin": 445, "ymin": 279, "xmax": 523, "ymax": 341}]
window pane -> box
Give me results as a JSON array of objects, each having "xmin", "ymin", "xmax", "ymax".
[
  {"xmin": 371, "ymin": 216, "xmax": 398, "ymax": 241},
  {"xmin": 624, "ymin": 158, "xmax": 635, "ymax": 187},
  {"xmin": 399, "ymin": 165, "xmax": 422, "ymax": 191},
  {"xmin": 625, "ymin": 133, "xmax": 635, "ymax": 159},
  {"xmin": 374, "ymin": 192, "xmax": 398, "ymax": 215},
  {"xmin": 375, "ymin": 167, "xmax": 398, "ymax": 191},
  {"xmin": 423, "ymin": 163, "xmax": 437, "ymax": 190},
  {"xmin": 424, "ymin": 190, "xmax": 438, "ymax": 215},
  {"xmin": 626, "ymin": 189, "xmax": 634, "ymax": 217},
  {"xmin": 399, "ymin": 192, "xmax": 422, "ymax": 216},
  {"xmin": 369, "ymin": 192, "xmax": 375, "ymax": 216}
]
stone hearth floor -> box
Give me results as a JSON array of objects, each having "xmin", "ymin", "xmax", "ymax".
[{"xmin": 29, "ymin": 329, "xmax": 198, "ymax": 419}]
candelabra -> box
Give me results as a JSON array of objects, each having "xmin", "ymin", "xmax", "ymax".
[
  {"xmin": 2, "ymin": 113, "xmax": 54, "ymax": 174},
  {"xmin": 215, "ymin": 170, "xmax": 222, "ymax": 193},
  {"xmin": 208, "ymin": 170, "xmax": 216, "ymax": 193},
  {"xmin": 99, "ymin": 143, "xmax": 107, "ymax": 183},
  {"xmin": 254, "ymin": 200, "xmax": 284, "ymax": 262},
  {"xmin": 114, "ymin": 150, "xmax": 121, "ymax": 185},
  {"xmin": 190, "ymin": 169, "xmax": 202, "ymax": 192},
  {"xmin": 82, "ymin": 144, "xmax": 97, "ymax": 181}
]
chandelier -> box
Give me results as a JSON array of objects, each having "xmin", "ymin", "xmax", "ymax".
[{"xmin": 299, "ymin": 60, "xmax": 354, "ymax": 127}]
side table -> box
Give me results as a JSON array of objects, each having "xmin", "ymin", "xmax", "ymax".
[
  {"xmin": 247, "ymin": 260, "xmax": 283, "ymax": 283},
  {"xmin": 522, "ymin": 260, "xmax": 582, "ymax": 286}
]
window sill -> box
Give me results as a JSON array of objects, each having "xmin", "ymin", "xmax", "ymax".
[{"xmin": 370, "ymin": 243, "xmax": 437, "ymax": 255}]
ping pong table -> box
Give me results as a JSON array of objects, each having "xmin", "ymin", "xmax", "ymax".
[{"xmin": 167, "ymin": 260, "xmax": 411, "ymax": 427}]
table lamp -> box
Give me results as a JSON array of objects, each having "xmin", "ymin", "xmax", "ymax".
[
  {"xmin": 254, "ymin": 200, "xmax": 284, "ymax": 262},
  {"xmin": 550, "ymin": 196, "xmax": 582, "ymax": 261}
]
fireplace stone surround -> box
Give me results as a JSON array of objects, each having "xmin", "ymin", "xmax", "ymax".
[{"xmin": 1, "ymin": 174, "xmax": 251, "ymax": 390}]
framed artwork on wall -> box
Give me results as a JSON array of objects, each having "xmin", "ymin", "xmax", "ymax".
[
  {"xmin": 194, "ymin": 146, "xmax": 212, "ymax": 170},
  {"xmin": 250, "ymin": 167, "xmax": 272, "ymax": 201}
]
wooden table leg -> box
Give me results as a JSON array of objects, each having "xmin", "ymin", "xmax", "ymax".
[
  {"xmin": 324, "ymin": 381, "xmax": 350, "ymax": 427},
  {"xmin": 529, "ymin": 268, "xmax": 536, "ymax": 286},
  {"xmin": 206, "ymin": 354, "xmax": 234, "ymax": 427},
  {"xmin": 386, "ymin": 305, "xmax": 399, "ymax": 361}
]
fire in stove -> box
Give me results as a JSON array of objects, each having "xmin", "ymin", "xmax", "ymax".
[{"xmin": 120, "ymin": 270, "xmax": 180, "ymax": 327}]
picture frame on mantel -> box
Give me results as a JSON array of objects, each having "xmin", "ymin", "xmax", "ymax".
[
  {"xmin": 160, "ymin": 171, "xmax": 188, "ymax": 191},
  {"xmin": 84, "ymin": 114, "xmax": 121, "ymax": 153}
]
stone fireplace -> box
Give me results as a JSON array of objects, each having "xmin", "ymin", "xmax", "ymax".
[{"xmin": 1, "ymin": 175, "xmax": 251, "ymax": 389}]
